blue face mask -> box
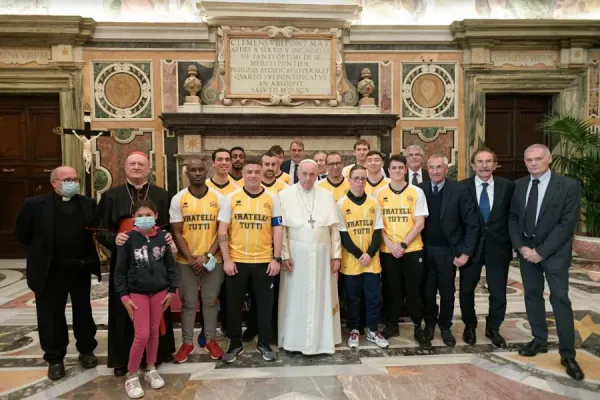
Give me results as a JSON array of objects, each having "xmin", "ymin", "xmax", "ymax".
[
  {"xmin": 61, "ymin": 181, "xmax": 80, "ymax": 198},
  {"xmin": 134, "ymin": 216, "xmax": 156, "ymax": 230}
]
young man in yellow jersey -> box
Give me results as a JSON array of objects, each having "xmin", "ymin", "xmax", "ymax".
[
  {"xmin": 206, "ymin": 149, "xmax": 240, "ymax": 196},
  {"xmin": 261, "ymin": 151, "xmax": 289, "ymax": 195},
  {"xmin": 170, "ymin": 158, "xmax": 225, "ymax": 362},
  {"xmin": 229, "ymin": 146, "xmax": 245, "ymax": 184},
  {"xmin": 269, "ymin": 145, "xmax": 293, "ymax": 185},
  {"xmin": 375, "ymin": 155, "xmax": 431, "ymax": 348},
  {"xmin": 218, "ymin": 160, "xmax": 283, "ymax": 363},
  {"xmin": 365, "ymin": 150, "xmax": 390, "ymax": 196},
  {"xmin": 318, "ymin": 152, "xmax": 350, "ymax": 202},
  {"xmin": 341, "ymin": 139, "xmax": 370, "ymax": 178},
  {"xmin": 337, "ymin": 165, "xmax": 389, "ymax": 349}
]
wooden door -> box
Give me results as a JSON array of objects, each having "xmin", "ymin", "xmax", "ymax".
[
  {"xmin": 0, "ymin": 95, "xmax": 61, "ymax": 258},
  {"xmin": 484, "ymin": 94, "xmax": 552, "ymax": 181}
]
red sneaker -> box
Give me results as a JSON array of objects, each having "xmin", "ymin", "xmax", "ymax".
[
  {"xmin": 205, "ymin": 339, "xmax": 224, "ymax": 360},
  {"xmin": 173, "ymin": 343, "xmax": 194, "ymax": 364}
]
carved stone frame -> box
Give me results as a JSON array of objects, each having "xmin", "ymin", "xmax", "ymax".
[{"xmin": 464, "ymin": 69, "xmax": 586, "ymax": 177}]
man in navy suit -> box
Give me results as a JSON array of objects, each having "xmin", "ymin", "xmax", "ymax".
[
  {"xmin": 460, "ymin": 148, "xmax": 514, "ymax": 347},
  {"xmin": 280, "ymin": 140, "xmax": 305, "ymax": 183},
  {"xmin": 508, "ymin": 144, "xmax": 584, "ymax": 381}
]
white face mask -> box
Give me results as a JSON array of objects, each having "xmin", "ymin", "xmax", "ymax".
[
  {"xmin": 61, "ymin": 181, "xmax": 80, "ymax": 198},
  {"xmin": 204, "ymin": 253, "xmax": 217, "ymax": 271}
]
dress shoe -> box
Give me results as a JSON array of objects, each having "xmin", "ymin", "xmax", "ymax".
[
  {"xmin": 485, "ymin": 328, "xmax": 507, "ymax": 348},
  {"xmin": 114, "ymin": 366, "xmax": 128, "ymax": 377},
  {"xmin": 518, "ymin": 340, "xmax": 548, "ymax": 357},
  {"xmin": 441, "ymin": 329, "xmax": 456, "ymax": 347},
  {"xmin": 561, "ymin": 358, "xmax": 585, "ymax": 381},
  {"xmin": 414, "ymin": 327, "xmax": 432, "ymax": 349},
  {"xmin": 383, "ymin": 324, "xmax": 399, "ymax": 339},
  {"xmin": 78, "ymin": 353, "xmax": 98, "ymax": 369},
  {"xmin": 48, "ymin": 363, "xmax": 65, "ymax": 380},
  {"xmin": 463, "ymin": 326, "xmax": 476, "ymax": 345},
  {"xmin": 424, "ymin": 325, "xmax": 435, "ymax": 341}
]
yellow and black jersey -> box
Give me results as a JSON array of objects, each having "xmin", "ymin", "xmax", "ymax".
[
  {"xmin": 375, "ymin": 184, "xmax": 429, "ymax": 253},
  {"xmin": 229, "ymin": 174, "xmax": 244, "ymax": 187},
  {"xmin": 365, "ymin": 176, "xmax": 391, "ymax": 197},
  {"xmin": 262, "ymin": 179, "xmax": 288, "ymax": 195},
  {"xmin": 317, "ymin": 177, "xmax": 350, "ymax": 203},
  {"xmin": 169, "ymin": 187, "xmax": 223, "ymax": 264},
  {"xmin": 218, "ymin": 187, "xmax": 282, "ymax": 264},
  {"xmin": 342, "ymin": 164, "xmax": 386, "ymax": 179},
  {"xmin": 276, "ymin": 171, "xmax": 292, "ymax": 185},
  {"xmin": 336, "ymin": 194, "xmax": 383, "ymax": 275},
  {"xmin": 206, "ymin": 177, "xmax": 241, "ymax": 197}
]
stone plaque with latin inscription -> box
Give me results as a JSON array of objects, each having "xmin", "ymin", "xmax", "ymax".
[
  {"xmin": 224, "ymin": 31, "xmax": 336, "ymax": 101},
  {"xmin": 492, "ymin": 51, "xmax": 557, "ymax": 67},
  {"xmin": 0, "ymin": 48, "xmax": 51, "ymax": 65}
]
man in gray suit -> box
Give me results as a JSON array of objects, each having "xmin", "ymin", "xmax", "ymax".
[{"xmin": 508, "ymin": 144, "xmax": 584, "ymax": 381}]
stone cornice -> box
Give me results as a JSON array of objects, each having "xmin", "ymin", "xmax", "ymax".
[
  {"xmin": 451, "ymin": 19, "xmax": 600, "ymax": 49},
  {"xmin": 198, "ymin": 0, "xmax": 361, "ymax": 28},
  {"xmin": 0, "ymin": 15, "xmax": 95, "ymax": 46},
  {"xmin": 93, "ymin": 22, "xmax": 209, "ymax": 43},
  {"xmin": 349, "ymin": 25, "xmax": 453, "ymax": 43}
]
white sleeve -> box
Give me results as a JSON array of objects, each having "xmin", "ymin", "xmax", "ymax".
[
  {"xmin": 169, "ymin": 190, "xmax": 184, "ymax": 223},
  {"xmin": 215, "ymin": 191, "xmax": 225, "ymax": 214},
  {"xmin": 218, "ymin": 194, "xmax": 232, "ymax": 223},
  {"xmin": 374, "ymin": 201, "xmax": 384, "ymax": 230},
  {"xmin": 414, "ymin": 187, "xmax": 429, "ymax": 217},
  {"xmin": 271, "ymin": 192, "xmax": 282, "ymax": 218},
  {"xmin": 337, "ymin": 198, "xmax": 347, "ymax": 232}
]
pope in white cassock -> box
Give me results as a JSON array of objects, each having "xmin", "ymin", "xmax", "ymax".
[{"xmin": 278, "ymin": 159, "xmax": 343, "ymax": 355}]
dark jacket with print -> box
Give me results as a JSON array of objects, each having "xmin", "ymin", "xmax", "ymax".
[{"xmin": 114, "ymin": 229, "xmax": 178, "ymax": 298}]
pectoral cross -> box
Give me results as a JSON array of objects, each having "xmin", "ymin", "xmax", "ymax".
[{"xmin": 308, "ymin": 215, "xmax": 316, "ymax": 229}]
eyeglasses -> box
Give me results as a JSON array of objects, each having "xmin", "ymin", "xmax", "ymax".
[
  {"xmin": 327, "ymin": 162, "xmax": 343, "ymax": 167},
  {"xmin": 350, "ymin": 177, "xmax": 367, "ymax": 183},
  {"xmin": 53, "ymin": 178, "xmax": 79, "ymax": 183}
]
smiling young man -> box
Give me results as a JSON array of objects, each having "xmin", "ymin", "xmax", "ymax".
[
  {"xmin": 229, "ymin": 146, "xmax": 245, "ymax": 184},
  {"xmin": 318, "ymin": 152, "xmax": 350, "ymax": 202},
  {"xmin": 206, "ymin": 149, "xmax": 240, "ymax": 196},
  {"xmin": 261, "ymin": 151, "xmax": 289, "ymax": 195},
  {"xmin": 365, "ymin": 151, "xmax": 391, "ymax": 196},
  {"xmin": 269, "ymin": 145, "xmax": 293, "ymax": 185}
]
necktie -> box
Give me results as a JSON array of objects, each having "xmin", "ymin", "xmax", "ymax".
[
  {"xmin": 412, "ymin": 173, "xmax": 419, "ymax": 186},
  {"xmin": 292, "ymin": 163, "xmax": 299, "ymax": 183},
  {"xmin": 479, "ymin": 182, "xmax": 490, "ymax": 223},
  {"xmin": 433, "ymin": 185, "xmax": 438, "ymax": 195},
  {"xmin": 524, "ymin": 179, "xmax": 540, "ymax": 237}
]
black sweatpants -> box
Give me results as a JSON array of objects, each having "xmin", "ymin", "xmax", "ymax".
[
  {"xmin": 35, "ymin": 265, "xmax": 97, "ymax": 364},
  {"xmin": 226, "ymin": 262, "xmax": 274, "ymax": 347},
  {"xmin": 246, "ymin": 273, "xmax": 280, "ymax": 338},
  {"xmin": 381, "ymin": 250, "xmax": 424, "ymax": 328}
]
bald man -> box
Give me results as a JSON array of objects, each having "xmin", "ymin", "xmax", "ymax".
[
  {"xmin": 92, "ymin": 151, "xmax": 176, "ymax": 377},
  {"xmin": 15, "ymin": 166, "xmax": 101, "ymax": 380}
]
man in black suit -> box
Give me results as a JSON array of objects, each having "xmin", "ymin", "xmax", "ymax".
[
  {"xmin": 405, "ymin": 145, "xmax": 430, "ymax": 185},
  {"xmin": 280, "ymin": 140, "xmax": 305, "ymax": 183},
  {"xmin": 508, "ymin": 144, "xmax": 584, "ymax": 381},
  {"xmin": 460, "ymin": 148, "xmax": 514, "ymax": 347},
  {"xmin": 419, "ymin": 155, "xmax": 480, "ymax": 346},
  {"xmin": 14, "ymin": 166, "xmax": 100, "ymax": 380}
]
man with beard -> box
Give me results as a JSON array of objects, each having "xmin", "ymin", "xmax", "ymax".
[
  {"xmin": 269, "ymin": 145, "xmax": 293, "ymax": 185},
  {"xmin": 262, "ymin": 152, "xmax": 289, "ymax": 195},
  {"xmin": 92, "ymin": 151, "xmax": 176, "ymax": 376},
  {"xmin": 229, "ymin": 146, "xmax": 245, "ymax": 185},
  {"xmin": 318, "ymin": 152, "xmax": 350, "ymax": 202}
]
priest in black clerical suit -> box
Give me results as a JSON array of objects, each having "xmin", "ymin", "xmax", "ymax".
[
  {"xmin": 91, "ymin": 151, "xmax": 175, "ymax": 376},
  {"xmin": 15, "ymin": 166, "xmax": 100, "ymax": 380}
]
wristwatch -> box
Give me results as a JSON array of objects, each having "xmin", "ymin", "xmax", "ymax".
[
  {"xmin": 274, "ymin": 256, "xmax": 283, "ymax": 264},
  {"xmin": 400, "ymin": 242, "xmax": 408, "ymax": 249}
]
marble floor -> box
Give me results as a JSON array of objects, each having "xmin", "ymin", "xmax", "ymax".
[{"xmin": 1, "ymin": 260, "xmax": 599, "ymax": 400}]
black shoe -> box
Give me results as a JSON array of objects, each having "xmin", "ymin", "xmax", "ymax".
[
  {"xmin": 48, "ymin": 363, "xmax": 65, "ymax": 380},
  {"xmin": 463, "ymin": 326, "xmax": 476, "ymax": 345},
  {"xmin": 113, "ymin": 366, "xmax": 128, "ymax": 377},
  {"xmin": 383, "ymin": 325, "xmax": 399, "ymax": 340},
  {"xmin": 518, "ymin": 340, "xmax": 548, "ymax": 357},
  {"xmin": 485, "ymin": 328, "xmax": 507, "ymax": 348},
  {"xmin": 257, "ymin": 342, "xmax": 276, "ymax": 362},
  {"xmin": 441, "ymin": 329, "xmax": 456, "ymax": 347},
  {"xmin": 414, "ymin": 327, "xmax": 432, "ymax": 349},
  {"xmin": 242, "ymin": 328, "xmax": 256, "ymax": 343},
  {"xmin": 78, "ymin": 353, "xmax": 97, "ymax": 369},
  {"xmin": 424, "ymin": 325, "xmax": 435, "ymax": 341},
  {"xmin": 162, "ymin": 354, "xmax": 174, "ymax": 363},
  {"xmin": 222, "ymin": 344, "xmax": 244, "ymax": 364},
  {"xmin": 561, "ymin": 358, "xmax": 585, "ymax": 381}
]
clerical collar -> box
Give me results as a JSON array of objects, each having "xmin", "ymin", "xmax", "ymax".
[
  {"xmin": 327, "ymin": 177, "xmax": 345, "ymax": 187},
  {"xmin": 54, "ymin": 192, "xmax": 74, "ymax": 202},
  {"xmin": 126, "ymin": 179, "xmax": 148, "ymax": 190}
]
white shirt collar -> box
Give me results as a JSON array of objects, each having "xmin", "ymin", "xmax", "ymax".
[
  {"xmin": 531, "ymin": 169, "xmax": 551, "ymax": 183},
  {"xmin": 409, "ymin": 168, "xmax": 422, "ymax": 176},
  {"xmin": 475, "ymin": 175, "xmax": 494, "ymax": 187}
]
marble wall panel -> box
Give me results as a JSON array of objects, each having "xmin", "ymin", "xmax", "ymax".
[
  {"xmin": 401, "ymin": 127, "xmax": 458, "ymax": 180},
  {"xmin": 345, "ymin": 62, "xmax": 379, "ymax": 106},
  {"xmin": 380, "ymin": 61, "xmax": 393, "ymax": 113},
  {"xmin": 588, "ymin": 59, "xmax": 599, "ymax": 119},
  {"xmin": 161, "ymin": 60, "xmax": 178, "ymax": 112}
]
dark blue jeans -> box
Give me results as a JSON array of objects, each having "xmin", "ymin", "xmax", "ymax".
[{"xmin": 342, "ymin": 273, "xmax": 381, "ymax": 332}]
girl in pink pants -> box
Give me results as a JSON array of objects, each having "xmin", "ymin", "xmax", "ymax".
[{"xmin": 114, "ymin": 200, "xmax": 178, "ymax": 399}]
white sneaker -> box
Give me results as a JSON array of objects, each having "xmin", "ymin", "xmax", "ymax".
[
  {"xmin": 367, "ymin": 329, "xmax": 390, "ymax": 348},
  {"xmin": 144, "ymin": 368, "xmax": 165, "ymax": 390},
  {"xmin": 125, "ymin": 376, "xmax": 144, "ymax": 399},
  {"xmin": 347, "ymin": 329, "xmax": 360, "ymax": 349}
]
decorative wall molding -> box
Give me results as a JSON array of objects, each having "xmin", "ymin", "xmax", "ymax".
[
  {"xmin": 349, "ymin": 26, "xmax": 454, "ymax": 44},
  {"xmin": 92, "ymin": 23, "xmax": 209, "ymax": 43},
  {"xmin": 0, "ymin": 15, "xmax": 95, "ymax": 47}
]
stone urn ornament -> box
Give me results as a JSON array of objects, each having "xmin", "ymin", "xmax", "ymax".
[
  {"xmin": 357, "ymin": 68, "xmax": 375, "ymax": 106},
  {"xmin": 184, "ymin": 65, "xmax": 202, "ymax": 104}
]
